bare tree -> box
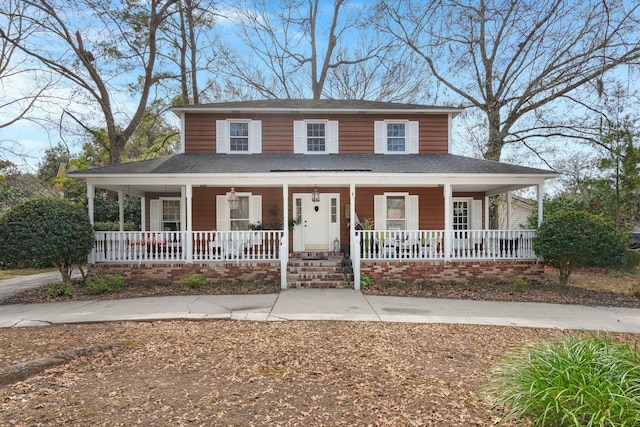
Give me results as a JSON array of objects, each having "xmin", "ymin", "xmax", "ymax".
[
  {"xmin": 218, "ymin": 0, "xmax": 383, "ymax": 99},
  {"xmin": 160, "ymin": 0, "xmax": 220, "ymax": 105},
  {"xmin": 0, "ymin": 0, "xmax": 178, "ymax": 165},
  {"xmin": 0, "ymin": 0, "xmax": 54, "ymax": 162},
  {"xmin": 377, "ymin": 0, "xmax": 640, "ymax": 161}
]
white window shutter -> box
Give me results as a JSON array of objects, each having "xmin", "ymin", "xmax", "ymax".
[
  {"xmin": 150, "ymin": 200, "xmax": 161, "ymax": 231},
  {"xmin": 374, "ymin": 195, "xmax": 385, "ymax": 230},
  {"xmin": 216, "ymin": 120, "xmax": 228, "ymax": 153},
  {"xmin": 472, "ymin": 200, "xmax": 483, "ymax": 230},
  {"xmin": 293, "ymin": 120, "xmax": 306, "ymax": 153},
  {"xmin": 407, "ymin": 121, "xmax": 419, "ymax": 153},
  {"xmin": 327, "ymin": 120, "xmax": 339, "ymax": 153},
  {"xmin": 249, "ymin": 195, "xmax": 262, "ymax": 225},
  {"xmin": 374, "ymin": 121, "xmax": 386, "ymax": 153},
  {"xmin": 250, "ymin": 120, "xmax": 262, "ymax": 153},
  {"xmin": 216, "ymin": 195, "xmax": 229, "ymax": 231},
  {"xmin": 407, "ymin": 195, "xmax": 419, "ymax": 230}
]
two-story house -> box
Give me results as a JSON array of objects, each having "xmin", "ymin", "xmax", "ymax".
[{"xmin": 71, "ymin": 99, "xmax": 557, "ymax": 289}]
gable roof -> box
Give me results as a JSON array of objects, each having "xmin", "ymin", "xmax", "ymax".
[
  {"xmin": 71, "ymin": 153, "xmax": 556, "ymax": 177},
  {"xmin": 171, "ymin": 99, "xmax": 463, "ymax": 116}
]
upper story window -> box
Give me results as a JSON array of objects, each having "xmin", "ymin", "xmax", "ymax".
[
  {"xmin": 294, "ymin": 120, "xmax": 339, "ymax": 154},
  {"xmin": 216, "ymin": 119, "xmax": 262, "ymax": 153},
  {"xmin": 229, "ymin": 122, "xmax": 249, "ymax": 152},
  {"xmin": 374, "ymin": 120, "xmax": 419, "ymax": 154},
  {"xmin": 386, "ymin": 123, "xmax": 406, "ymax": 152},
  {"xmin": 306, "ymin": 122, "xmax": 326, "ymax": 152}
]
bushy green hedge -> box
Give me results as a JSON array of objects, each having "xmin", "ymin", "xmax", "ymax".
[
  {"xmin": 533, "ymin": 210, "xmax": 628, "ymax": 284},
  {"xmin": 0, "ymin": 198, "xmax": 94, "ymax": 284},
  {"xmin": 489, "ymin": 335, "xmax": 640, "ymax": 426}
]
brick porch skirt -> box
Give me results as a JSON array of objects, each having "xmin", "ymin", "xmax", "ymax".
[
  {"xmin": 88, "ymin": 262, "xmax": 281, "ymax": 285},
  {"xmin": 360, "ymin": 260, "xmax": 545, "ymax": 285}
]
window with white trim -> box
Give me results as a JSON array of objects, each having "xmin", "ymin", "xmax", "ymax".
[
  {"xmin": 229, "ymin": 122, "xmax": 249, "ymax": 152},
  {"xmin": 216, "ymin": 193, "xmax": 262, "ymax": 231},
  {"xmin": 374, "ymin": 193, "xmax": 419, "ymax": 231},
  {"xmin": 374, "ymin": 120, "xmax": 419, "ymax": 154},
  {"xmin": 293, "ymin": 120, "xmax": 339, "ymax": 154},
  {"xmin": 306, "ymin": 122, "xmax": 326, "ymax": 152},
  {"xmin": 452, "ymin": 200, "xmax": 470, "ymax": 230},
  {"xmin": 216, "ymin": 119, "xmax": 262, "ymax": 153},
  {"xmin": 150, "ymin": 198, "xmax": 182, "ymax": 231},
  {"xmin": 386, "ymin": 122, "xmax": 406, "ymax": 152}
]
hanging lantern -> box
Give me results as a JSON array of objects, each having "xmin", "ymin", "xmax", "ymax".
[
  {"xmin": 312, "ymin": 186, "xmax": 320, "ymax": 202},
  {"xmin": 227, "ymin": 187, "xmax": 240, "ymax": 210}
]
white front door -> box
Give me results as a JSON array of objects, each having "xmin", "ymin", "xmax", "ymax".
[{"xmin": 293, "ymin": 193, "xmax": 340, "ymax": 252}]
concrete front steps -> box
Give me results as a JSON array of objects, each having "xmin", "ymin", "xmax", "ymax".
[{"xmin": 287, "ymin": 252, "xmax": 354, "ymax": 288}]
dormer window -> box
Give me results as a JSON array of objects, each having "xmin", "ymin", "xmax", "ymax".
[
  {"xmin": 294, "ymin": 120, "xmax": 339, "ymax": 154},
  {"xmin": 374, "ymin": 120, "xmax": 419, "ymax": 154},
  {"xmin": 216, "ymin": 119, "xmax": 262, "ymax": 153}
]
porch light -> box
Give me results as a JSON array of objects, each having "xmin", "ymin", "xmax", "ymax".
[
  {"xmin": 312, "ymin": 186, "xmax": 320, "ymax": 202},
  {"xmin": 227, "ymin": 187, "xmax": 240, "ymax": 210}
]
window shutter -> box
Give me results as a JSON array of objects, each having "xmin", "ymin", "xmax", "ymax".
[
  {"xmin": 374, "ymin": 121, "xmax": 386, "ymax": 153},
  {"xmin": 327, "ymin": 120, "xmax": 339, "ymax": 153},
  {"xmin": 250, "ymin": 120, "xmax": 262, "ymax": 153},
  {"xmin": 472, "ymin": 200, "xmax": 483, "ymax": 230},
  {"xmin": 407, "ymin": 121, "xmax": 419, "ymax": 154},
  {"xmin": 249, "ymin": 195, "xmax": 262, "ymax": 225},
  {"xmin": 216, "ymin": 120, "xmax": 228, "ymax": 153},
  {"xmin": 293, "ymin": 120, "xmax": 306, "ymax": 153},
  {"xmin": 407, "ymin": 195, "xmax": 419, "ymax": 230},
  {"xmin": 374, "ymin": 195, "xmax": 385, "ymax": 230},
  {"xmin": 216, "ymin": 195, "xmax": 229, "ymax": 231},
  {"xmin": 150, "ymin": 200, "xmax": 161, "ymax": 231}
]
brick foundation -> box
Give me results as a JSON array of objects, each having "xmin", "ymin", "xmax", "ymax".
[
  {"xmin": 361, "ymin": 260, "xmax": 545, "ymax": 285},
  {"xmin": 88, "ymin": 262, "xmax": 281, "ymax": 285}
]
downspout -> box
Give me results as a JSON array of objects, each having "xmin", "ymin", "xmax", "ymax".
[
  {"xmin": 281, "ymin": 184, "xmax": 289, "ymax": 289},
  {"xmin": 350, "ymin": 183, "xmax": 360, "ymax": 290}
]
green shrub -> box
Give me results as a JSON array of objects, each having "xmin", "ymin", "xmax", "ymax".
[
  {"xmin": 510, "ymin": 276, "xmax": 528, "ymax": 292},
  {"xmin": 93, "ymin": 221, "xmax": 136, "ymax": 231},
  {"xmin": 533, "ymin": 210, "xmax": 628, "ymax": 285},
  {"xmin": 360, "ymin": 274, "xmax": 373, "ymax": 289},
  {"xmin": 85, "ymin": 274, "xmax": 124, "ymax": 294},
  {"xmin": 0, "ymin": 198, "xmax": 94, "ymax": 284},
  {"xmin": 625, "ymin": 249, "xmax": 640, "ymax": 271},
  {"xmin": 179, "ymin": 274, "xmax": 209, "ymax": 289},
  {"xmin": 44, "ymin": 282, "xmax": 74, "ymax": 297},
  {"xmin": 489, "ymin": 335, "xmax": 640, "ymax": 426}
]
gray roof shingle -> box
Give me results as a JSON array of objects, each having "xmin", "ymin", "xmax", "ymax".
[{"xmin": 71, "ymin": 153, "xmax": 556, "ymax": 176}]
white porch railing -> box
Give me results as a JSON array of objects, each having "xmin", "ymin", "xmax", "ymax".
[
  {"xmin": 93, "ymin": 231, "xmax": 283, "ymax": 262},
  {"xmin": 357, "ymin": 229, "xmax": 537, "ymax": 260}
]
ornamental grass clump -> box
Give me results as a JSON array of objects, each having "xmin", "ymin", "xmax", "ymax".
[{"xmin": 489, "ymin": 335, "xmax": 640, "ymax": 427}]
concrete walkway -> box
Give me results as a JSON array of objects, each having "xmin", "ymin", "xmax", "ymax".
[{"xmin": 0, "ymin": 286, "xmax": 639, "ymax": 333}]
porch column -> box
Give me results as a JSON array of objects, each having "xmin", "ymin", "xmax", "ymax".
[
  {"xmin": 281, "ymin": 184, "xmax": 289, "ymax": 289},
  {"xmin": 140, "ymin": 196, "xmax": 146, "ymax": 231},
  {"xmin": 118, "ymin": 191, "xmax": 125, "ymax": 232},
  {"xmin": 444, "ymin": 184, "xmax": 452, "ymax": 260},
  {"xmin": 506, "ymin": 191, "xmax": 512, "ymax": 230},
  {"xmin": 87, "ymin": 184, "xmax": 95, "ymax": 264},
  {"xmin": 537, "ymin": 182, "xmax": 545, "ymax": 227},
  {"xmin": 484, "ymin": 196, "xmax": 489, "ymax": 229},
  {"xmin": 350, "ymin": 183, "xmax": 360, "ymax": 290},
  {"xmin": 185, "ymin": 184, "xmax": 193, "ymax": 263}
]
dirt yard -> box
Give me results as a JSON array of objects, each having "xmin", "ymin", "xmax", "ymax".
[
  {"xmin": 0, "ymin": 266, "xmax": 638, "ymax": 426},
  {"xmin": 2, "ymin": 320, "xmax": 638, "ymax": 426}
]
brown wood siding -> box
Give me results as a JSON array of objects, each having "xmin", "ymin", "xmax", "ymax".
[{"xmin": 183, "ymin": 112, "xmax": 450, "ymax": 154}]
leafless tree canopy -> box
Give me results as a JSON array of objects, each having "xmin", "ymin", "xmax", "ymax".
[{"xmin": 377, "ymin": 0, "xmax": 640, "ymax": 161}]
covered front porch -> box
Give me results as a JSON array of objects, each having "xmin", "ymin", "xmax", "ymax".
[{"xmin": 83, "ymin": 177, "xmax": 547, "ymax": 289}]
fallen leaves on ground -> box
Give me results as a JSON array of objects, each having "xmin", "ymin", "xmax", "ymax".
[{"xmin": 1, "ymin": 320, "xmax": 638, "ymax": 426}]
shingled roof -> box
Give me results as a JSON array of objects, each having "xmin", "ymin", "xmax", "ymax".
[
  {"xmin": 171, "ymin": 99, "xmax": 463, "ymax": 115},
  {"xmin": 71, "ymin": 153, "xmax": 556, "ymax": 177}
]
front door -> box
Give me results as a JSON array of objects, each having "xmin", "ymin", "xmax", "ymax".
[{"xmin": 293, "ymin": 193, "xmax": 340, "ymax": 252}]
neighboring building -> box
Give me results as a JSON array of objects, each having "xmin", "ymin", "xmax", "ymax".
[
  {"xmin": 498, "ymin": 196, "xmax": 535, "ymax": 230},
  {"xmin": 71, "ymin": 99, "xmax": 558, "ymax": 288}
]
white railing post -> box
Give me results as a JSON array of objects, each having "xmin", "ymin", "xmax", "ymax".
[
  {"xmin": 280, "ymin": 232, "xmax": 288, "ymax": 289},
  {"xmin": 353, "ymin": 232, "xmax": 361, "ymax": 290}
]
